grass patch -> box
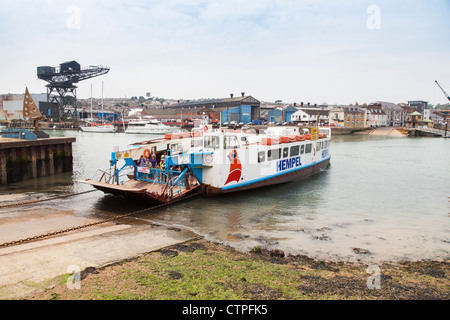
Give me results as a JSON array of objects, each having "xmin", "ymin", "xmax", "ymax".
[{"xmin": 28, "ymin": 240, "xmax": 449, "ymax": 300}]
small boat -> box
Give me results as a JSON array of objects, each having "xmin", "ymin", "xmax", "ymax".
[
  {"xmin": 78, "ymin": 118, "xmax": 331, "ymax": 204},
  {"xmin": 80, "ymin": 123, "xmax": 117, "ymax": 133},
  {"xmin": 125, "ymin": 116, "xmax": 177, "ymax": 134},
  {"xmin": 81, "ymin": 82, "xmax": 117, "ymax": 133}
]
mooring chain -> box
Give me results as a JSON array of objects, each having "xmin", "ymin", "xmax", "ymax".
[
  {"xmin": 0, "ymin": 190, "xmax": 99, "ymax": 209},
  {"xmin": 0, "ymin": 191, "xmax": 202, "ymax": 249}
]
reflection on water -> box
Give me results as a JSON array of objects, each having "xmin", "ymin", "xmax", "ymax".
[{"xmin": 1, "ymin": 130, "xmax": 449, "ymax": 263}]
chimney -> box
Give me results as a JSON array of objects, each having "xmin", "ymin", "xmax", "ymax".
[
  {"xmin": 241, "ymin": 92, "xmax": 245, "ymax": 97},
  {"xmin": 230, "ymin": 93, "xmax": 233, "ymax": 98}
]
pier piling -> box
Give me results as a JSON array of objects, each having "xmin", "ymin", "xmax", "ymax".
[{"xmin": 0, "ymin": 137, "xmax": 76, "ymax": 184}]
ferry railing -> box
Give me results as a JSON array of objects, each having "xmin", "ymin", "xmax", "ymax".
[
  {"xmin": 135, "ymin": 167, "xmax": 187, "ymax": 187},
  {"xmin": 92, "ymin": 167, "xmax": 133, "ymax": 185},
  {"xmin": 92, "ymin": 168, "xmax": 113, "ymax": 184},
  {"xmin": 165, "ymin": 168, "xmax": 189, "ymax": 198}
]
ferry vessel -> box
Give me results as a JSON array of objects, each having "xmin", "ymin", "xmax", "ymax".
[
  {"xmin": 78, "ymin": 118, "xmax": 331, "ymax": 203},
  {"xmin": 125, "ymin": 116, "xmax": 177, "ymax": 134}
]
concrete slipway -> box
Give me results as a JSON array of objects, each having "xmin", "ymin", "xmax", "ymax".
[{"xmin": 0, "ymin": 202, "xmax": 199, "ymax": 299}]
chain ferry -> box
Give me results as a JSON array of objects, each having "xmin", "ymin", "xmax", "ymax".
[{"xmin": 78, "ymin": 119, "xmax": 331, "ymax": 203}]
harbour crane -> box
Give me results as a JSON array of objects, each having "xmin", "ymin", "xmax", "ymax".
[
  {"xmin": 435, "ymin": 80, "xmax": 450, "ymax": 102},
  {"xmin": 37, "ymin": 61, "xmax": 110, "ymax": 121}
]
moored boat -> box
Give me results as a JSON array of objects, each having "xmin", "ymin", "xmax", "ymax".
[
  {"xmin": 125, "ymin": 116, "xmax": 177, "ymax": 134},
  {"xmin": 80, "ymin": 123, "xmax": 117, "ymax": 133},
  {"xmin": 78, "ymin": 120, "xmax": 331, "ymax": 203}
]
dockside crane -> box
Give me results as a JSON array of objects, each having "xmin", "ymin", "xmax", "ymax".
[
  {"xmin": 37, "ymin": 61, "xmax": 110, "ymax": 121},
  {"xmin": 435, "ymin": 80, "xmax": 450, "ymax": 102},
  {"xmin": 435, "ymin": 80, "xmax": 450, "ymax": 137}
]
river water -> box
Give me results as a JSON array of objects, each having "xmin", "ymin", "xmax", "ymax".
[{"xmin": 1, "ymin": 130, "xmax": 449, "ymax": 263}]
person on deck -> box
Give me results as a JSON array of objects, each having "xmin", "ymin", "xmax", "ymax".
[
  {"xmin": 159, "ymin": 155, "xmax": 165, "ymax": 170},
  {"xmin": 149, "ymin": 154, "xmax": 157, "ymax": 168},
  {"xmin": 138, "ymin": 155, "xmax": 147, "ymax": 167}
]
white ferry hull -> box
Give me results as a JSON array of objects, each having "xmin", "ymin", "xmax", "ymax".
[{"xmin": 204, "ymin": 156, "xmax": 330, "ymax": 196}]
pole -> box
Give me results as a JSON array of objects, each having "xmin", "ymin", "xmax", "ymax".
[
  {"xmin": 101, "ymin": 81, "xmax": 104, "ymax": 125},
  {"xmin": 90, "ymin": 84, "xmax": 93, "ymax": 124}
]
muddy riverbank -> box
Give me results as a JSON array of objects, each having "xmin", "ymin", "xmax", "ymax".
[{"xmin": 28, "ymin": 238, "xmax": 449, "ymax": 300}]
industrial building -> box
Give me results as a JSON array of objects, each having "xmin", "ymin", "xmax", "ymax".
[
  {"xmin": 170, "ymin": 93, "xmax": 260, "ymax": 124},
  {"xmin": 267, "ymin": 105, "xmax": 299, "ymax": 123}
]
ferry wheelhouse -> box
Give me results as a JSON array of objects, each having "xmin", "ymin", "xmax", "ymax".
[{"xmin": 79, "ymin": 122, "xmax": 331, "ymax": 203}]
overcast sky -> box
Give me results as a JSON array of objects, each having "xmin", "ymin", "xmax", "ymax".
[{"xmin": 1, "ymin": 0, "xmax": 449, "ymax": 105}]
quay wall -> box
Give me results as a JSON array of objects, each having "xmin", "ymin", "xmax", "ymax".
[{"xmin": 0, "ymin": 137, "xmax": 76, "ymax": 184}]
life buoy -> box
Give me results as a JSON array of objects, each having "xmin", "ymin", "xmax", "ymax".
[
  {"xmin": 204, "ymin": 125, "xmax": 208, "ymax": 132},
  {"xmin": 143, "ymin": 148, "xmax": 151, "ymax": 158}
]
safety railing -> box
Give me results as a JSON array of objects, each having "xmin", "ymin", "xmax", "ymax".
[{"xmin": 135, "ymin": 167, "xmax": 187, "ymax": 187}]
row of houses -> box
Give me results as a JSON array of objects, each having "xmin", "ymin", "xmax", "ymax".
[
  {"xmin": 1, "ymin": 91, "xmax": 448, "ymax": 129},
  {"xmin": 262, "ymin": 101, "xmax": 448, "ymax": 128}
]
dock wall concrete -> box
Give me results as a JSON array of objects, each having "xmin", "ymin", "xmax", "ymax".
[{"xmin": 0, "ymin": 137, "xmax": 76, "ymax": 184}]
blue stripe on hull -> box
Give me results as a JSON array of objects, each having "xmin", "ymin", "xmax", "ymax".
[{"xmin": 221, "ymin": 156, "xmax": 331, "ymax": 192}]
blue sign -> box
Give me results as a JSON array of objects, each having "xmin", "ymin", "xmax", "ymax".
[{"xmin": 277, "ymin": 156, "xmax": 302, "ymax": 172}]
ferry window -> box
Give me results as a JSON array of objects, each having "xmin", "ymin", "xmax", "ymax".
[
  {"xmin": 301, "ymin": 145, "xmax": 305, "ymax": 154},
  {"xmin": 290, "ymin": 145, "xmax": 300, "ymax": 157},
  {"xmin": 224, "ymin": 135, "xmax": 240, "ymax": 149},
  {"xmin": 283, "ymin": 147, "xmax": 289, "ymax": 158},
  {"xmin": 258, "ymin": 151, "xmax": 265, "ymax": 163},
  {"xmin": 204, "ymin": 136, "xmax": 220, "ymax": 149},
  {"xmin": 305, "ymin": 144, "xmax": 312, "ymax": 154},
  {"xmin": 317, "ymin": 142, "xmax": 321, "ymax": 151},
  {"xmin": 268, "ymin": 148, "xmax": 281, "ymax": 161}
]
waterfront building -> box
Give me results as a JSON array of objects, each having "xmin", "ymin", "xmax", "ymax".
[
  {"xmin": 360, "ymin": 104, "xmax": 387, "ymax": 127},
  {"xmin": 373, "ymin": 101, "xmax": 406, "ymax": 127},
  {"xmin": 291, "ymin": 108, "xmax": 329, "ymax": 125},
  {"xmin": 329, "ymin": 105, "xmax": 366, "ymax": 128},
  {"xmin": 170, "ymin": 94, "xmax": 260, "ymax": 125},
  {"xmin": 406, "ymin": 111, "xmax": 424, "ymax": 128},
  {"xmin": 267, "ymin": 105, "xmax": 299, "ymax": 123},
  {"xmin": 408, "ymin": 100, "xmax": 428, "ymax": 114}
]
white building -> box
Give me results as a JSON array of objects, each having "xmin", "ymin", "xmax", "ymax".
[
  {"xmin": 376, "ymin": 101, "xmax": 406, "ymax": 127},
  {"xmin": 361, "ymin": 105, "xmax": 387, "ymax": 127},
  {"xmin": 291, "ymin": 108, "xmax": 329, "ymax": 124}
]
